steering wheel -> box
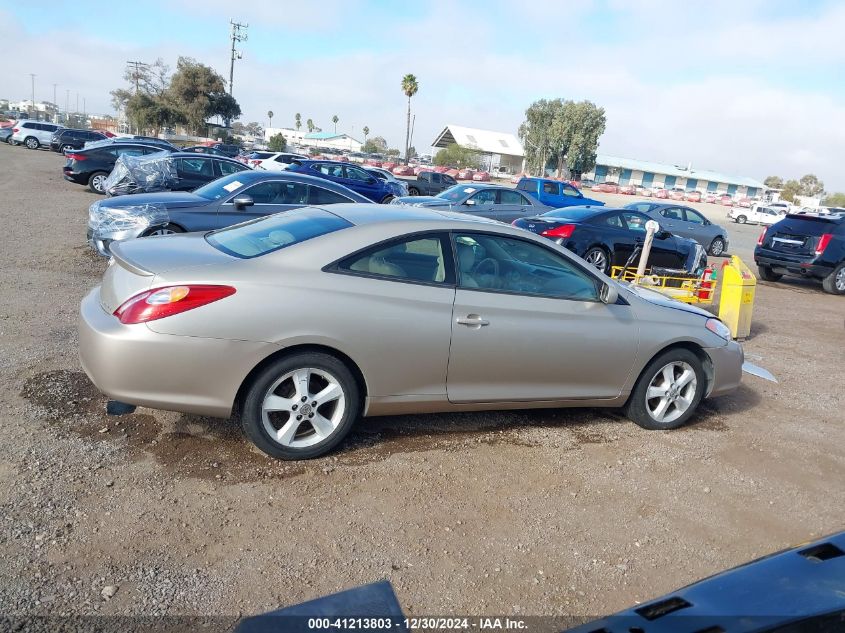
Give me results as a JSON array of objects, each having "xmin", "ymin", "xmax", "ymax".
[{"xmin": 472, "ymin": 257, "xmax": 500, "ymax": 288}]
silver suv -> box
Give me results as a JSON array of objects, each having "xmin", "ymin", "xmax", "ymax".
[{"xmin": 11, "ymin": 120, "xmax": 62, "ymax": 149}]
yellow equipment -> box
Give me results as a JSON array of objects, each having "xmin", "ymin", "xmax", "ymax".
[
  {"xmin": 610, "ymin": 267, "xmax": 717, "ymax": 305},
  {"xmin": 718, "ymin": 255, "xmax": 756, "ymax": 339}
]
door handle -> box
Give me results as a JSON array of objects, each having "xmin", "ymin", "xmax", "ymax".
[{"xmin": 456, "ymin": 314, "xmax": 490, "ymax": 327}]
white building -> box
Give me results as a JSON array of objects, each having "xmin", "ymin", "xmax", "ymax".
[
  {"xmin": 431, "ymin": 124, "xmax": 525, "ymax": 174},
  {"xmin": 264, "ymin": 128, "xmax": 362, "ymax": 152}
]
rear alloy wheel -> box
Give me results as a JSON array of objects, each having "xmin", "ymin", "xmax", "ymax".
[
  {"xmin": 24, "ymin": 136, "xmax": 39, "ymax": 150},
  {"xmin": 736, "ymin": 215, "xmax": 747, "ymax": 224},
  {"xmin": 88, "ymin": 172, "xmax": 108, "ymax": 194},
  {"xmin": 708, "ymin": 237, "xmax": 726, "ymax": 256},
  {"xmin": 583, "ymin": 247, "xmax": 610, "ymax": 274},
  {"xmin": 408, "ymin": 187, "xmax": 420, "ymax": 196},
  {"xmin": 821, "ymin": 262, "xmax": 845, "ymax": 295},
  {"xmin": 142, "ymin": 224, "xmax": 184, "ymax": 237},
  {"xmin": 241, "ymin": 352, "xmax": 360, "ymax": 460},
  {"xmin": 380, "ymin": 195, "xmax": 395, "ymax": 204},
  {"xmin": 626, "ymin": 349, "xmax": 705, "ymax": 430},
  {"xmin": 757, "ymin": 265, "xmax": 782, "ymax": 282},
  {"xmin": 61, "ymin": 144, "xmax": 74, "ymax": 153}
]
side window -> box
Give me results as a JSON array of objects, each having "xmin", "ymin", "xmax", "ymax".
[
  {"xmin": 603, "ymin": 214, "xmax": 625, "ymax": 228},
  {"xmin": 117, "ymin": 147, "xmax": 145, "ymax": 157},
  {"xmin": 468, "ymin": 189, "xmax": 497, "ymax": 205},
  {"xmin": 454, "ymin": 233, "xmax": 599, "ymax": 301},
  {"xmin": 339, "ymin": 235, "xmax": 450, "ymax": 284},
  {"xmin": 308, "ymin": 186, "xmax": 352, "ymax": 205},
  {"xmin": 178, "ymin": 158, "xmax": 213, "ymax": 176},
  {"xmin": 443, "ymin": 175, "xmax": 457, "ymax": 185},
  {"xmin": 344, "ymin": 166, "xmax": 372, "ymax": 182},
  {"xmin": 542, "ymin": 181, "xmax": 560, "ymax": 195},
  {"xmin": 621, "ymin": 212, "xmax": 648, "ymax": 232},
  {"xmin": 500, "ymin": 190, "xmax": 530, "ymax": 205},
  {"xmin": 627, "ymin": 202, "xmax": 652, "ymax": 213},
  {"xmin": 659, "ymin": 207, "xmax": 683, "ymax": 221},
  {"xmin": 240, "ymin": 182, "xmax": 286, "ymax": 204},
  {"xmin": 562, "ymin": 184, "xmax": 581, "ymax": 197},
  {"xmin": 430, "ymin": 173, "xmax": 440, "ymax": 183},
  {"xmin": 218, "ymin": 160, "xmax": 244, "ymax": 175},
  {"xmin": 683, "ymin": 208, "xmax": 706, "ymax": 224}
]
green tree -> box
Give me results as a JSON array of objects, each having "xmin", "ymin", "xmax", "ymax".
[
  {"xmin": 332, "ymin": 114, "xmax": 339, "ymax": 133},
  {"xmin": 268, "ymin": 133, "xmax": 287, "ymax": 152},
  {"xmin": 386, "ymin": 148, "xmax": 400, "ymax": 157},
  {"xmin": 401, "ymin": 73, "xmax": 418, "ymax": 164},
  {"xmin": 361, "ymin": 135, "xmax": 388, "ymax": 154},
  {"xmin": 821, "ymin": 192, "xmax": 845, "ymax": 207},
  {"xmin": 763, "ymin": 175, "xmax": 784, "ymax": 189},
  {"xmin": 295, "ymin": 113, "xmax": 301, "ymax": 131},
  {"xmin": 407, "ymin": 146, "xmax": 417, "ymax": 159},
  {"xmin": 306, "ymin": 118, "xmax": 315, "ymax": 133},
  {"xmin": 519, "ymin": 98, "xmax": 606, "ymax": 177},
  {"xmin": 799, "ymin": 174, "xmax": 824, "ymax": 197},
  {"xmin": 267, "ymin": 110, "xmax": 273, "ymax": 128},
  {"xmin": 780, "ymin": 179, "xmax": 801, "ymax": 203},
  {"xmin": 168, "ymin": 57, "xmax": 241, "ymax": 134},
  {"xmin": 433, "ymin": 143, "xmax": 480, "ymax": 168}
]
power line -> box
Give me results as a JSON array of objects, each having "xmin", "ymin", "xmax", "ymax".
[{"xmin": 229, "ymin": 20, "xmax": 248, "ymax": 96}]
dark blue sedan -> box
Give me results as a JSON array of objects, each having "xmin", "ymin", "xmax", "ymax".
[{"xmin": 288, "ymin": 159, "xmax": 405, "ymax": 203}]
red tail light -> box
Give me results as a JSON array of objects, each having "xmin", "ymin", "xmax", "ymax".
[
  {"xmin": 815, "ymin": 233, "xmax": 833, "ymax": 256},
  {"xmin": 757, "ymin": 227, "xmax": 767, "ymax": 246},
  {"xmin": 12, "ymin": 128, "xmax": 19, "ymax": 134},
  {"xmin": 66, "ymin": 152, "xmax": 87, "ymax": 161},
  {"xmin": 114, "ymin": 285, "xmax": 236, "ymax": 324},
  {"xmin": 541, "ymin": 224, "xmax": 576, "ymax": 238}
]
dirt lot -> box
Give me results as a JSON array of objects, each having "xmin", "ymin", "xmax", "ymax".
[{"xmin": 0, "ymin": 144, "xmax": 843, "ymax": 625}]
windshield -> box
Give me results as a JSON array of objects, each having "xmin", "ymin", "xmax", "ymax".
[
  {"xmin": 206, "ymin": 207, "xmax": 353, "ymax": 258},
  {"xmin": 539, "ymin": 206, "xmax": 601, "ymax": 220},
  {"xmin": 436, "ymin": 184, "xmax": 479, "ymax": 201},
  {"xmin": 193, "ymin": 173, "xmax": 252, "ymax": 200}
]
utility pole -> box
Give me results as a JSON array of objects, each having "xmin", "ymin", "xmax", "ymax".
[
  {"xmin": 228, "ymin": 20, "xmax": 248, "ymax": 96},
  {"xmin": 29, "ymin": 74, "xmax": 36, "ymax": 120},
  {"xmin": 65, "ymin": 89, "xmax": 69, "ymax": 120},
  {"xmin": 126, "ymin": 60, "xmax": 150, "ymax": 94},
  {"xmin": 52, "ymin": 83, "xmax": 58, "ymax": 123}
]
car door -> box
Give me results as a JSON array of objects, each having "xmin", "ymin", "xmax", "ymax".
[
  {"xmin": 594, "ymin": 212, "xmax": 639, "ymax": 266},
  {"xmin": 560, "ymin": 183, "xmax": 585, "ymax": 207},
  {"xmin": 460, "ymin": 188, "xmax": 498, "ymax": 219},
  {"xmin": 680, "ymin": 207, "xmax": 712, "ymax": 246},
  {"xmin": 541, "ymin": 180, "xmax": 562, "ymax": 206},
  {"xmin": 214, "ymin": 180, "xmax": 305, "ymax": 229},
  {"xmin": 496, "ymin": 189, "xmax": 536, "ymax": 223},
  {"xmin": 655, "ymin": 206, "xmax": 685, "ymax": 233},
  {"xmin": 343, "ymin": 164, "xmax": 382, "ymax": 201},
  {"xmin": 447, "ymin": 231, "xmax": 639, "ymax": 402}
]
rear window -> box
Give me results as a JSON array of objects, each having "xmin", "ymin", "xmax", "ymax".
[
  {"xmin": 206, "ymin": 207, "xmax": 353, "ymax": 258},
  {"xmin": 538, "ymin": 206, "xmax": 602, "ymax": 221},
  {"xmin": 516, "ymin": 179, "xmax": 534, "ymax": 191}
]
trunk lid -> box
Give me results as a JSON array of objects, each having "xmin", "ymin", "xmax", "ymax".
[
  {"xmin": 98, "ymin": 233, "xmax": 235, "ymax": 313},
  {"xmin": 766, "ymin": 213, "xmax": 843, "ymax": 256}
]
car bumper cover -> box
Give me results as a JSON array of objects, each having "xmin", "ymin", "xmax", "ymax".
[{"xmin": 704, "ymin": 340, "xmax": 744, "ymax": 398}]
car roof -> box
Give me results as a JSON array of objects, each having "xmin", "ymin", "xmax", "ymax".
[
  {"xmin": 320, "ymin": 203, "xmax": 505, "ymax": 227},
  {"xmin": 224, "ymin": 170, "xmax": 371, "ymax": 201},
  {"xmin": 168, "ymin": 152, "xmax": 243, "ymax": 163}
]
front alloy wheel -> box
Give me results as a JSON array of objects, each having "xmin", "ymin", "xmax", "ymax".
[
  {"xmin": 626, "ymin": 349, "xmax": 705, "ymax": 430},
  {"xmin": 709, "ymin": 237, "xmax": 726, "ymax": 256},
  {"xmin": 241, "ymin": 352, "xmax": 360, "ymax": 459},
  {"xmin": 25, "ymin": 137, "xmax": 39, "ymax": 149}
]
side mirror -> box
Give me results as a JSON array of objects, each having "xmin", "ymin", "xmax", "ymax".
[
  {"xmin": 232, "ymin": 194, "xmax": 254, "ymax": 209},
  {"xmin": 464, "ymin": 199, "xmax": 476, "ymax": 206},
  {"xmin": 367, "ymin": 177, "xmax": 377, "ymax": 185},
  {"xmin": 657, "ymin": 230, "xmax": 672, "ymax": 239},
  {"xmin": 600, "ymin": 282, "xmax": 619, "ymax": 305}
]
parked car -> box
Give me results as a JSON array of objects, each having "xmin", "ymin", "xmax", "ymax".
[
  {"xmin": 63, "ymin": 142, "xmax": 177, "ymax": 194},
  {"xmin": 513, "ymin": 206, "xmax": 707, "ymax": 274},
  {"xmin": 404, "ymin": 170, "xmax": 457, "ymax": 196},
  {"xmin": 754, "ymin": 211, "xmax": 845, "ymax": 294},
  {"xmin": 79, "ymin": 203, "xmax": 743, "ymax": 460},
  {"xmin": 180, "ymin": 145, "xmax": 228, "ymax": 156},
  {"xmin": 10, "ymin": 120, "xmax": 62, "ymax": 149},
  {"xmin": 618, "ymin": 184, "xmax": 636, "ymax": 195},
  {"xmin": 624, "ymin": 202, "xmax": 730, "ymax": 256},
  {"xmin": 634, "ymin": 185, "xmax": 653, "ymax": 197},
  {"xmin": 718, "ymin": 194, "xmax": 734, "ymax": 206},
  {"xmin": 457, "ymin": 168, "xmax": 475, "ymax": 180},
  {"xmin": 0, "ymin": 127, "xmax": 14, "ymax": 143},
  {"xmin": 516, "ymin": 177, "xmax": 604, "ymax": 208},
  {"xmin": 471, "ymin": 171, "xmax": 490, "ymax": 182},
  {"xmin": 86, "ymin": 170, "xmax": 371, "ymax": 256},
  {"xmin": 209, "ymin": 143, "xmax": 241, "ymax": 158},
  {"xmin": 736, "ymin": 197, "xmax": 753, "ymax": 208},
  {"xmin": 728, "ymin": 204, "xmax": 784, "ymax": 225},
  {"xmin": 668, "ymin": 187, "xmax": 686, "ymax": 200},
  {"xmin": 412, "ymin": 165, "xmax": 432, "ymax": 176},
  {"xmin": 391, "ymin": 165, "xmax": 414, "ymax": 176},
  {"xmin": 103, "ymin": 151, "xmax": 250, "ymax": 196},
  {"xmin": 50, "ymin": 128, "xmax": 108, "ymax": 153},
  {"xmin": 251, "ymin": 152, "xmax": 309, "ymax": 171},
  {"xmin": 288, "ymin": 159, "xmax": 405, "ymax": 203},
  {"xmin": 362, "ymin": 166, "xmax": 410, "ymax": 196},
  {"xmin": 704, "ymin": 192, "xmax": 718, "ymax": 204},
  {"xmin": 392, "ymin": 184, "xmax": 551, "ymax": 223},
  {"xmin": 593, "ymin": 181, "xmax": 620, "ymax": 194},
  {"xmin": 684, "ymin": 190, "xmax": 703, "ymax": 202},
  {"xmin": 654, "ymin": 188, "xmax": 669, "ymax": 199},
  {"xmin": 110, "ymin": 135, "xmax": 177, "ymax": 151}
]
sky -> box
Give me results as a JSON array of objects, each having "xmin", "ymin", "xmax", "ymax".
[{"xmin": 2, "ymin": 0, "xmax": 845, "ymax": 190}]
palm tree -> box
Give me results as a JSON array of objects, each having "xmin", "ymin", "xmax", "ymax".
[
  {"xmin": 363, "ymin": 126, "xmax": 369, "ymax": 143},
  {"xmin": 307, "ymin": 118, "xmax": 314, "ymax": 133},
  {"xmin": 267, "ymin": 110, "xmax": 274, "ymax": 128},
  {"xmin": 295, "ymin": 113, "xmax": 301, "ymax": 131},
  {"xmin": 401, "ymin": 74, "xmax": 418, "ymax": 164},
  {"xmin": 331, "ymin": 115, "xmax": 339, "ymax": 134}
]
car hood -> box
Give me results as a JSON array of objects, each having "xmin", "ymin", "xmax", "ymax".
[
  {"xmin": 99, "ymin": 191, "xmax": 211, "ymax": 209},
  {"xmin": 624, "ymin": 283, "xmax": 711, "ymax": 318},
  {"xmin": 392, "ymin": 196, "xmax": 452, "ymax": 207},
  {"xmin": 579, "ymin": 197, "xmax": 605, "ymax": 206}
]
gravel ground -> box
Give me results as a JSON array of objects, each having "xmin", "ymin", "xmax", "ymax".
[{"xmin": 0, "ymin": 144, "xmax": 843, "ymax": 626}]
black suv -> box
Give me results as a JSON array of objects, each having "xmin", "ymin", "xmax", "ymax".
[
  {"xmin": 754, "ymin": 211, "xmax": 845, "ymax": 294},
  {"xmin": 50, "ymin": 128, "xmax": 108, "ymax": 153},
  {"xmin": 210, "ymin": 143, "xmax": 241, "ymax": 158},
  {"xmin": 63, "ymin": 143, "xmax": 169, "ymax": 193}
]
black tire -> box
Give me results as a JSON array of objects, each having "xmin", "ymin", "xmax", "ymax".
[
  {"xmin": 61, "ymin": 144, "xmax": 74, "ymax": 153},
  {"xmin": 736, "ymin": 215, "xmax": 747, "ymax": 224},
  {"xmin": 626, "ymin": 348, "xmax": 706, "ymax": 430},
  {"xmin": 821, "ymin": 262, "xmax": 845, "ymax": 295},
  {"xmin": 408, "ymin": 187, "xmax": 420, "ymax": 196},
  {"xmin": 8, "ymin": 138, "xmax": 19, "ymax": 146},
  {"xmin": 708, "ymin": 237, "xmax": 726, "ymax": 257},
  {"xmin": 24, "ymin": 136, "xmax": 39, "ymax": 150},
  {"xmin": 757, "ymin": 265, "xmax": 782, "ymax": 282},
  {"xmin": 583, "ymin": 246, "xmax": 611, "ymax": 274},
  {"xmin": 87, "ymin": 172, "xmax": 108, "ymax": 194},
  {"xmin": 141, "ymin": 224, "xmax": 185, "ymax": 237},
  {"xmin": 240, "ymin": 352, "xmax": 360, "ymax": 460},
  {"xmin": 380, "ymin": 195, "xmax": 395, "ymax": 204}
]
